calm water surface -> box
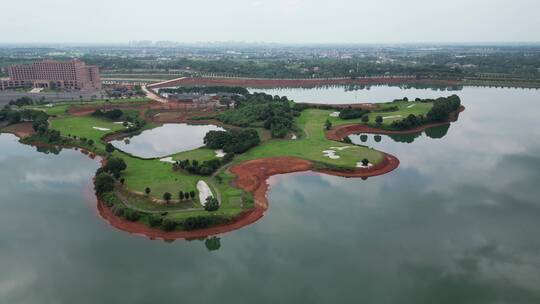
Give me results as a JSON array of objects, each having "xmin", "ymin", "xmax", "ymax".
[
  {"xmin": 254, "ymin": 84, "xmax": 540, "ymax": 103},
  {"xmin": 1, "ymin": 86, "xmax": 540, "ymax": 303},
  {"xmin": 110, "ymin": 123, "xmax": 224, "ymax": 158}
]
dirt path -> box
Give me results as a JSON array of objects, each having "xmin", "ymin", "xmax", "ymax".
[{"xmin": 147, "ymin": 76, "xmax": 460, "ymax": 89}]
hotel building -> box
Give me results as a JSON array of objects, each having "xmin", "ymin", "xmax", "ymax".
[{"xmin": 1, "ymin": 59, "xmax": 101, "ymax": 91}]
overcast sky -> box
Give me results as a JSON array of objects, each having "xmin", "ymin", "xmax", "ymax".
[{"xmin": 2, "ymin": 0, "xmax": 539, "ymax": 44}]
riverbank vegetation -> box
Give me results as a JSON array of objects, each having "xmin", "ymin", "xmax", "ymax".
[{"xmin": 1, "ymin": 90, "xmax": 462, "ymax": 234}]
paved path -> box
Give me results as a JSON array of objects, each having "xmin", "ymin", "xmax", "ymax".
[{"xmin": 142, "ymin": 85, "xmax": 169, "ymax": 103}]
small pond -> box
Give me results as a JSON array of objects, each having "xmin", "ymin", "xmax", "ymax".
[{"xmin": 110, "ymin": 123, "xmax": 224, "ymax": 158}]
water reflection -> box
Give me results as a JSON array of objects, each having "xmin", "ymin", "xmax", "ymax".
[
  {"xmin": 36, "ymin": 145, "xmax": 63, "ymax": 155},
  {"xmin": 350, "ymin": 124, "xmax": 452, "ymax": 145},
  {"xmin": 256, "ymin": 84, "xmax": 466, "ymax": 103},
  {"xmin": 1, "ymin": 86, "xmax": 540, "ymax": 303},
  {"xmin": 110, "ymin": 123, "xmax": 224, "ymax": 158},
  {"xmin": 204, "ymin": 237, "xmax": 222, "ymax": 251}
]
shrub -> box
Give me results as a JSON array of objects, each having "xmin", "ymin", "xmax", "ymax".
[
  {"xmin": 161, "ymin": 218, "xmax": 177, "ymax": 231},
  {"xmin": 205, "ymin": 129, "xmax": 260, "ymax": 154},
  {"xmin": 105, "ymin": 143, "xmax": 115, "ymax": 153},
  {"xmin": 324, "ymin": 119, "xmax": 332, "ymax": 130},
  {"xmin": 148, "ymin": 215, "xmax": 163, "ymax": 227},
  {"xmin": 339, "ymin": 107, "xmax": 370, "ymax": 120},
  {"xmin": 183, "ymin": 216, "xmax": 212, "ymax": 230},
  {"xmin": 204, "ymin": 197, "xmax": 220, "ymax": 212},
  {"xmin": 124, "ymin": 209, "xmax": 141, "ymax": 222},
  {"xmin": 361, "ymin": 115, "xmax": 369, "ymax": 123},
  {"xmin": 112, "ymin": 205, "xmax": 126, "ymax": 217}
]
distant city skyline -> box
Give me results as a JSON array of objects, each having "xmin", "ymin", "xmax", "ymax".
[{"xmin": 1, "ymin": 0, "xmax": 539, "ymax": 44}]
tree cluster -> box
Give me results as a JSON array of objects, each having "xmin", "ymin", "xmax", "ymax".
[
  {"xmin": 204, "ymin": 129, "xmax": 260, "ymax": 154},
  {"xmin": 426, "ymin": 95, "xmax": 462, "ymax": 122},
  {"xmin": 217, "ymin": 92, "xmax": 297, "ymax": 138},
  {"xmin": 339, "ymin": 107, "xmax": 370, "ymax": 120},
  {"xmin": 8, "ymin": 97, "xmax": 33, "ymax": 107},
  {"xmin": 92, "ymin": 109, "xmax": 124, "ymax": 120},
  {"xmin": 389, "ymin": 95, "xmax": 462, "ymax": 130},
  {"xmin": 174, "ymin": 158, "xmax": 222, "ymax": 176},
  {"xmin": 103, "ymin": 157, "xmax": 127, "ymax": 179}
]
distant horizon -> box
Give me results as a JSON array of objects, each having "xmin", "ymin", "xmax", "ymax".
[
  {"xmin": 2, "ymin": 0, "xmax": 539, "ymax": 44},
  {"xmin": 1, "ymin": 41, "xmax": 540, "ymax": 47}
]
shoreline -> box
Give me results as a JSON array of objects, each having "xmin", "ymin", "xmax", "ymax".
[
  {"xmin": 0, "ymin": 98, "xmax": 462, "ymax": 240},
  {"xmin": 326, "ymin": 106, "xmax": 465, "ymax": 140},
  {"xmin": 96, "ymin": 153, "xmax": 401, "ymax": 241}
]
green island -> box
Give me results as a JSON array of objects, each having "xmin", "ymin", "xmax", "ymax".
[{"xmin": 0, "ymin": 90, "xmax": 462, "ymax": 235}]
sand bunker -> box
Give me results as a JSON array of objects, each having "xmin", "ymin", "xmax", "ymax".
[
  {"xmin": 383, "ymin": 115, "xmax": 403, "ymax": 120},
  {"xmin": 330, "ymin": 146, "xmax": 353, "ymax": 151},
  {"xmin": 197, "ymin": 180, "xmax": 214, "ymax": 206},
  {"xmin": 93, "ymin": 127, "xmax": 111, "ymax": 131},
  {"xmin": 215, "ymin": 150, "xmax": 225, "ymax": 158},
  {"xmin": 329, "ymin": 112, "xmax": 340, "ymax": 117},
  {"xmin": 159, "ymin": 157, "xmax": 176, "ymax": 164},
  {"xmin": 356, "ymin": 162, "xmax": 374, "ymax": 168},
  {"xmin": 407, "ymin": 104, "xmax": 416, "ymax": 108},
  {"xmin": 322, "ymin": 150, "xmax": 341, "ymax": 159},
  {"xmin": 291, "ymin": 134, "xmax": 297, "ymax": 140}
]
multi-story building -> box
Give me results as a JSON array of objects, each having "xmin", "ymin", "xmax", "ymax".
[{"xmin": 1, "ymin": 59, "xmax": 101, "ymax": 91}]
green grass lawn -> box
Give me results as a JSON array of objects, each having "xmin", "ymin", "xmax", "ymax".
[
  {"xmin": 51, "ymin": 116, "xmax": 125, "ymax": 142},
  {"xmin": 317, "ymin": 100, "xmax": 434, "ymax": 128},
  {"xmin": 171, "ymin": 147, "xmax": 218, "ymax": 162},
  {"xmin": 49, "ymin": 113, "xmax": 245, "ymax": 221},
  {"xmin": 48, "ymin": 104, "xmax": 428, "ymax": 222},
  {"xmin": 24, "ymin": 98, "xmax": 150, "ymax": 117},
  {"xmin": 235, "ymin": 109, "xmax": 385, "ymax": 167}
]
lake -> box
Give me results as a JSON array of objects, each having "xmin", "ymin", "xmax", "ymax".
[
  {"xmin": 1, "ymin": 86, "xmax": 540, "ymax": 303},
  {"xmin": 110, "ymin": 123, "xmax": 224, "ymax": 158}
]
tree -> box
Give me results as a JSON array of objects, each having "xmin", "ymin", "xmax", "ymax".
[
  {"xmin": 94, "ymin": 173, "xmax": 115, "ymax": 195},
  {"xmin": 324, "ymin": 119, "xmax": 332, "ymax": 130},
  {"xmin": 105, "ymin": 143, "xmax": 115, "ymax": 154},
  {"xmin": 374, "ymin": 135, "xmax": 382, "ymax": 143},
  {"xmin": 179, "ymin": 191, "xmax": 185, "ymax": 200},
  {"xmin": 105, "ymin": 157, "xmax": 127, "ymax": 175},
  {"xmin": 375, "ymin": 116, "xmax": 383, "ymax": 126},
  {"xmin": 204, "ymin": 197, "xmax": 220, "ymax": 212},
  {"xmin": 163, "ymin": 192, "xmax": 172, "ymax": 203},
  {"xmin": 362, "ymin": 158, "xmax": 370, "ymax": 166},
  {"xmin": 145, "ymin": 187, "xmax": 151, "ymax": 196},
  {"xmin": 361, "ymin": 115, "xmax": 369, "ymax": 123},
  {"xmin": 87, "ymin": 139, "xmax": 94, "ymax": 146},
  {"xmin": 360, "ymin": 134, "xmax": 368, "ymax": 142},
  {"xmin": 190, "ymin": 191, "xmax": 196, "ymax": 200}
]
